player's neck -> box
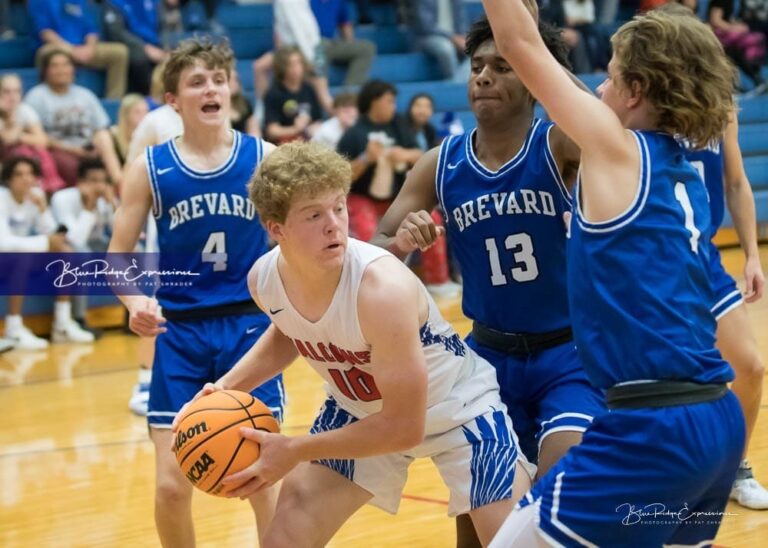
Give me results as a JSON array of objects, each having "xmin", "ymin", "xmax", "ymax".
[
  {"xmin": 474, "ymin": 116, "xmax": 533, "ymax": 169},
  {"xmin": 277, "ymin": 254, "xmax": 343, "ymax": 321},
  {"xmin": 175, "ymin": 126, "xmax": 233, "ymax": 166}
]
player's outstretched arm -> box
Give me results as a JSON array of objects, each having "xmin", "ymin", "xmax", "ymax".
[
  {"xmin": 372, "ymin": 147, "xmax": 444, "ymax": 258},
  {"xmin": 482, "ymin": 0, "xmax": 640, "ymax": 221},
  {"xmin": 108, "ymin": 154, "xmax": 166, "ymax": 337},
  {"xmin": 222, "ymin": 258, "xmax": 429, "ymax": 498},
  {"xmin": 723, "ymin": 115, "xmax": 765, "ymax": 302}
]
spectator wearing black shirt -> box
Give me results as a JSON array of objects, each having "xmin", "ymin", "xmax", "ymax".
[
  {"xmin": 401, "ymin": 93, "xmax": 438, "ymax": 151},
  {"xmin": 263, "ymin": 46, "xmax": 323, "ymax": 144},
  {"xmin": 337, "ymin": 79, "xmax": 422, "ymax": 241}
]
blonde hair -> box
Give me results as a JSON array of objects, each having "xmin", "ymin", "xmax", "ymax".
[
  {"xmin": 112, "ymin": 94, "xmax": 146, "ymax": 160},
  {"xmin": 163, "ymin": 39, "xmax": 234, "ymax": 95},
  {"xmin": 249, "ymin": 142, "xmax": 352, "ymax": 223},
  {"xmin": 150, "ymin": 60, "xmax": 168, "ymax": 103},
  {"xmin": 611, "ymin": 10, "xmax": 735, "ymax": 148}
]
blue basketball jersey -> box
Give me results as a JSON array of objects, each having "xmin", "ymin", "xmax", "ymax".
[
  {"xmin": 568, "ymin": 131, "xmax": 734, "ymax": 389},
  {"xmin": 684, "ymin": 141, "xmax": 725, "ymax": 237},
  {"xmin": 436, "ymin": 120, "xmax": 572, "ymax": 333},
  {"xmin": 146, "ymin": 131, "xmax": 269, "ymax": 311}
]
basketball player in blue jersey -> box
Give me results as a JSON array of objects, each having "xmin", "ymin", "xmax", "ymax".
[
  {"xmin": 373, "ymin": 16, "xmax": 605, "ymax": 545},
  {"xmin": 685, "ymin": 115, "xmax": 767, "ymax": 509},
  {"xmin": 108, "ymin": 40, "xmax": 284, "ymax": 546},
  {"xmin": 482, "ymin": 1, "xmax": 745, "ymax": 545}
]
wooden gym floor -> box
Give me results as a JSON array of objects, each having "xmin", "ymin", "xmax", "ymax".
[{"xmin": 1, "ymin": 246, "xmax": 767, "ymax": 547}]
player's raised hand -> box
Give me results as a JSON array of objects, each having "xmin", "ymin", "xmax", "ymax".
[
  {"xmin": 170, "ymin": 382, "xmax": 219, "ymax": 432},
  {"xmin": 222, "ymin": 428, "xmax": 298, "ymax": 498},
  {"xmin": 743, "ymin": 255, "xmax": 765, "ymax": 302},
  {"xmin": 395, "ymin": 210, "xmax": 446, "ymax": 253},
  {"xmin": 126, "ymin": 296, "xmax": 167, "ymax": 337}
]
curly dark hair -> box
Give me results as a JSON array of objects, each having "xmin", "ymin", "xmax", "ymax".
[{"xmin": 465, "ymin": 15, "xmax": 572, "ymax": 70}]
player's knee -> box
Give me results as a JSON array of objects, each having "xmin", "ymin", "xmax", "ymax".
[
  {"xmin": 265, "ymin": 484, "xmax": 318, "ymax": 545},
  {"xmin": 155, "ymin": 475, "xmax": 192, "ymax": 507}
]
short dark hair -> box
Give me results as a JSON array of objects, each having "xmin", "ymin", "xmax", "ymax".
[
  {"xmin": 38, "ymin": 47, "xmax": 74, "ymax": 82},
  {"xmin": 357, "ymin": 80, "xmax": 397, "ymax": 115},
  {"xmin": 0, "ymin": 156, "xmax": 41, "ymax": 185},
  {"xmin": 465, "ymin": 16, "xmax": 572, "ymax": 70},
  {"xmin": 77, "ymin": 157, "xmax": 107, "ymax": 181}
]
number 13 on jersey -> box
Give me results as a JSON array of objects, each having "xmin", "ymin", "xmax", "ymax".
[{"xmin": 485, "ymin": 233, "xmax": 540, "ymax": 286}]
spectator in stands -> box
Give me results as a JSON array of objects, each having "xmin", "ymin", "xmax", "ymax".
[
  {"xmin": 563, "ymin": 0, "xmax": 612, "ymax": 70},
  {"xmin": 311, "ymin": 91, "xmax": 358, "ymax": 149},
  {"xmin": 50, "ymin": 158, "xmax": 116, "ymax": 336},
  {"xmin": 0, "ymin": 0, "xmax": 13, "ymax": 39},
  {"xmin": 230, "ymin": 69, "xmax": 260, "ymax": 136},
  {"xmin": 24, "ymin": 48, "xmax": 124, "ymax": 188},
  {"xmin": 0, "ymin": 73, "xmax": 66, "ymax": 193},
  {"xmin": 401, "ymin": 93, "xmax": 438, "ymax": 150},
  {"xmin": 0, "ymin": 156, "xmax": 94, "ymax": 349},
  {"xmin": 742, "ymin": 0, "xmax": 768, "ymax": 36},
  {"xmin": 263, "ymin": 46, "xmax": 324, "ymax": 144},
  {"xmin": 708, "ymin": 0, "xmax": 768, "ymax": 96},
  {"xmin": 103, "ymin": 0, "xmax": 169, "ymax": 95},
  {"xmin": 109, "ymin": 94, "xmax": 149, "ymax": 166},
  {"xmin": 310, "ymin": 0, "xmax": 376, "ymax": 86},
  {"xmin": 253, "ymin": 0, "xmax": 333, "ymax": 113},
  {"xmin": 539, "ymin": 0, "xmax": 593, "ymax": 73},
  {"xmin": 28, "ymin": 0, "xmax": 129, "ymax": 99},
  {"xmin": 51, "ymin": 158, "xmax": 115, "ymax": 253},
  {"xmin": 337, "ymin": 79, "xmax": 422, "ymax": 241},
  {"xmin": 405, "ymin": 0, "xmax": 470, "ymax": 81}
]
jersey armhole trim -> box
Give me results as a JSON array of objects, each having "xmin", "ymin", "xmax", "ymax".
[
  {"xmin": 145, "ymin": 146, "xmax": 162, "ymax": 219},
  {"xmin": 544, "ymin": 124, "xmax": 573, "ymax": 207},
  {"xmin": 435, "ymin": 134, "xmax": 453, "ymax": 214},
  {"xmin": 575, "ymin": 131, "xmax": 651, "ymax": 233}
]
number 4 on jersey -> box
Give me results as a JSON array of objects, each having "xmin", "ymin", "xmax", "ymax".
[{"xmin": 202, "ymin": 231, "xmax": 228, "ymax": 271}]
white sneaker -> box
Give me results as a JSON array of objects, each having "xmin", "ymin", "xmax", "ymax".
[
  {"xmin": 51, "ymin": 319, "xmax": 95, "ymax": 344},
  {"xmin": 426, "ymin": 280, "xmax": 463, "ymax": 299},
  {"xmin": 0, "ymin": 337, "xmax": 15, "ymax": 353},
  {"xmin": 128, "ymin": 382, "xmax": 150, "ymax": 416},
  {"xmin": 5, "ymin": 325, "xmax": 49, "ymax": 350},
  {"xmin": 730, "ymin": 477, "xmax": 768, "ymax": 510}
]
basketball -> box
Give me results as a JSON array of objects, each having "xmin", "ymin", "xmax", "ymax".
[{"xmin": 174, "ymin": 390, "xmax": 279, "ymax": 496}]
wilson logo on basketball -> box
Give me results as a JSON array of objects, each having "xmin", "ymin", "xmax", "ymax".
[
  {"xmin": 185, "ymin": 452, "xmax": 216, "ymax": 484},
  {"xmin": 174, "ymin": 421, "xmax": 209, "ymax": 452}
]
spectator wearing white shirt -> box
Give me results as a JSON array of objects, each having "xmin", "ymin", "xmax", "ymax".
[
  {"xmin": 0, "ymin": 156, "xmax": 94, "ymax": 349},
  {"xmin": 23, "ymin": 48, "xmax": 124, "ymax": 188},
  {"xmin": 311, "ymin": 91, "xmax": 358, "ymax": 150}
]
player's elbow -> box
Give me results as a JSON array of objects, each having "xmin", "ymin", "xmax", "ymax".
[{"xmin": 389, "ymin": 415, "xmax": 426, "ymax": 451}]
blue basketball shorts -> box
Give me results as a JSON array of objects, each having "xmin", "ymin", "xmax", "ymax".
[
  {"xmin": 466, "ymin": 336, "xmax": 606, "ymax": 464},
  {"xmin": 308, "ymin": 397, "xmax": 529, "ymax": 516},
  {"xmin": 707, "ymin": 242, "xmax": 743, "ymax": 321},
  {"xmin": 148, "ymin": 312, "xmax": 285, "ymax": 428},
  {"xmin": 516, "ymin": 390, "xmax": 745, "ymax": 547}
]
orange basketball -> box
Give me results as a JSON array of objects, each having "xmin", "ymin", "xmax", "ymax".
[{"xmin": 174, "ymin": 390, "xmax": 279, "ymax": 496}]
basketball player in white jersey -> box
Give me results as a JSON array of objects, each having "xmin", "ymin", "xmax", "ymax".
[{"xmin": 176, "ymin": 141, "xmax": 532, "ymax": 546}]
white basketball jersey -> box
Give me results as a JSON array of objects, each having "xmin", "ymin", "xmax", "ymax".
[{"xmin": 255, "ymin": 238, "xmax": 502, "ymax": 436}]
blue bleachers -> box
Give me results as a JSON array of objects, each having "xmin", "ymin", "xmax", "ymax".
[
  {"xmin": 355, "ymin": 26, "xmax": 410, "ymax": 54},
  {"xmin": 737, "ymin": 123, "xmax": 768, "ymax": 157},
  {"xmin": 738, "ymin": 97, "xmax": 768, "ymax": 124},
  {"xmin": 0, "ymin": 38, "xmax": 35, "ymax": 69},
  {"xmin": 228, "ymin": 28, "xmax": 274, "ymax": 60},
  {"xmin": 329, "ymin": 52, "xmax": 441, "ymax": 86},
  {"xmin": 216, "ymin": 2, "xmax": 273, "ymax": 29}
]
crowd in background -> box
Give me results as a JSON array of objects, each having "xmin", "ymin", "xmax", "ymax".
[{"xmin": 2, "ymin": 0, "xmax": 768, "ymax": 351}]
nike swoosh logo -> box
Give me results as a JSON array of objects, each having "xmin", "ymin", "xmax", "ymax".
[
  {"xmin": 269, "ymin": 308, "xmax": 284, "ymax": 315},
  {"xmin": 447, "ymin": 161, "xmax": 463, "ymax": 170},
  {"xmin": 246, "ymin": 326, "xmax": 259, "ymax": 334},
  {"xmin": 157, "ymin": 167, "xmax": 174, "ymax": 175}
]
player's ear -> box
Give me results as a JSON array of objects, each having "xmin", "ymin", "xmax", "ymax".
[
  {"xmin": 264, "ymin": 219, "xmax": 284, "ymax": 241},
  {"xmin": 164, "ymin": 91, "xmax": 179, "ymax": 112},
  {"xmin": 626, "ymin": 80, "xmax": 643, "ymax": 109}
]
